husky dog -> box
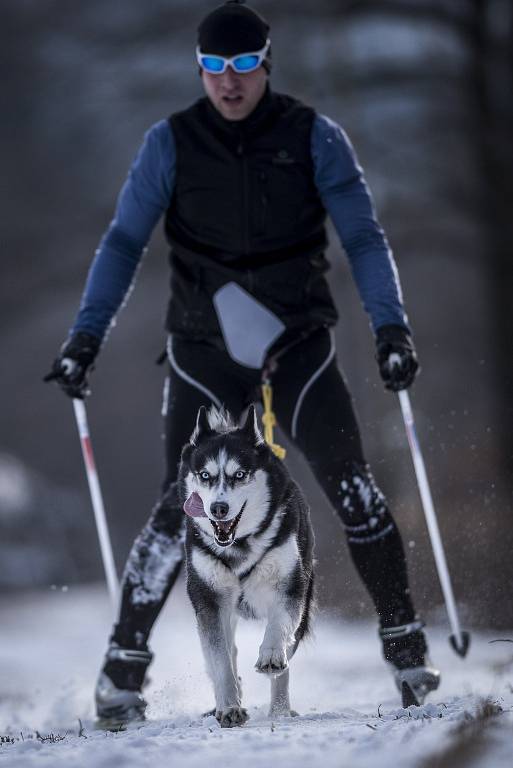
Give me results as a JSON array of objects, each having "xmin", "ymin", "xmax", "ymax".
[{"xmin": 180, "ymin": 404, "xmax": 314, "ymax": 728}]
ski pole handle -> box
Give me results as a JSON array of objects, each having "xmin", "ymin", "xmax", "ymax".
[{"xmin": 73, "ymin": 399, "xmax": 119, "ymax": 610}]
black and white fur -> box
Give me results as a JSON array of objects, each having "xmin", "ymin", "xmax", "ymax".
[{"xmin": 179, "ymin": 405, "xmax": 314, "ymax": 728}]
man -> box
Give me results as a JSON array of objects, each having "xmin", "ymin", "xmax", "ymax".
[{"xmin": 46, "ymin": 0, "xmax": 440, "ymax": 723}]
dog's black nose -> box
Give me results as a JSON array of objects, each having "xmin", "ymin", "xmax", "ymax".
[{"xmin": 210, "ymin": 501, "xmax": 229, "ymax": 520}]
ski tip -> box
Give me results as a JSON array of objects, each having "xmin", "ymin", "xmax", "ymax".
[
  {"xmin": 449, "ymin": 630, "xmax": 471, "ymax": 658},
  {"xmin": 401, "ymin": 681, "xmax": 420, "ymax": 708}
]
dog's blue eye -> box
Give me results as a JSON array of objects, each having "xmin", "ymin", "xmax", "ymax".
[
  {"xmin": 235, "ymin": 470, "xmax": 246, "ymax": 480},
  {"xmin": 199, "ymin": 471, "xmax": 210, "ymax": 481}
]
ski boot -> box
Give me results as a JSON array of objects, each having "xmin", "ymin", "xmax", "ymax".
[
  {"xmin": 380, "ymin": 620, "xmax": 440, "ymax": 708},
  {"xmin": 95, "ymin": 644, "xmax": 153, "ymax": 729}
]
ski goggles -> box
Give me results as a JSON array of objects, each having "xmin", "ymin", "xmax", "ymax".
[{"xmin": 196, "ymin": 39, "xmax": 270, "ymax": 75}]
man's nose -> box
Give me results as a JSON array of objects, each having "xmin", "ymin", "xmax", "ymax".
[
  {"xmin": 210, "ymin": 501, "xmax": 229, "ymax": 520},
  {"xmin": 220, "ymin": 66, "xmax": 239, "ymax": 87}
]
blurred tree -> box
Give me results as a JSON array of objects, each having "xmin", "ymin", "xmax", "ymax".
[
  {"xmin": 341, "ymin": 0, "xmax": 513, "ymax": 472},
  {"xmin": 468, "ymin": 0, "xmax": 513, "ymax": 478}
]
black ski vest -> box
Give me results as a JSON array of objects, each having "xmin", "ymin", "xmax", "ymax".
[{"xmin": 164, "ymin": 88, "xmax": 338, "ymax": 342}]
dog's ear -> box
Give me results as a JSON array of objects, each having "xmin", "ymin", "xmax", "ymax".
[
  {"xmin": 190, "ymin": 405, "xmax": 212, "ymax": 445},
  {"xmin": 240, "ymin": 404, "xmax": 265, "ymax": 447}
]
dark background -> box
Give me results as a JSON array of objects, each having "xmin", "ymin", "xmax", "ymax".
[{"xmin": 2, "ymin": 0, "xmax": 512, "ymax": 627}]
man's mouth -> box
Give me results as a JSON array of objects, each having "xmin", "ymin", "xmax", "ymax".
[
  {"xmin": 222, "ymin": 94, "xmax": 243, "ymax": 104},
  {"xmin": 210, "ymin": 505, "xmax": 245, "ymax": 547}
]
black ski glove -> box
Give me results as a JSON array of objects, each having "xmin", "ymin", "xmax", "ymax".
[
  {"xmin": 44, "ymin": 332, "xmax": 101, "ymax": 399},
  {"xmin": 375, "ymin": 324, "xmax": 419, "ymax": 392}
]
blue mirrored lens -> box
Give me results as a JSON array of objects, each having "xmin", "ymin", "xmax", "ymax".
[
  {"xmin": 233, "ymin": 54, "xmax": 259, "ymax": 72},
  {"xmin": 201, "ymin": 56, "xmax": 225, "ymax": 73}
]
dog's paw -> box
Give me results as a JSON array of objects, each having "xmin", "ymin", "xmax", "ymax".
[
  {"xmin": 269, "ymin": 706, "xmax": 299, "ymax": 718},
  {"xmin": 215, "ymin": 706, "xmax": 249, "ymax": 728},
  {"xmin": 255, "ymin": 647, "xmax": 288, "ymax": 676}
]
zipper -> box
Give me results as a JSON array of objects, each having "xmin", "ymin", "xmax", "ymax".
[
  {"xmin": 237, "ymin": 138, "xmax": 250, "ymax": 256},
  {"xmin": 258, "ymin": 170, "xmax": 268, "ymax": 234}
]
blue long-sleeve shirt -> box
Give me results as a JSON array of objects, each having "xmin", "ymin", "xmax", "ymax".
[{"xmin": 71, "ymin": 113, "xmax": 408, "ymax": 340}]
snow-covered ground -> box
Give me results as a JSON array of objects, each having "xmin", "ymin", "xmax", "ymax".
[{"xmin": 1, "ymin": 583, "xmax": 512, "ymax": 767}]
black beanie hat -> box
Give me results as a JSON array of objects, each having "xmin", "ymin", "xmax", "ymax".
[{"xmin": 198, "ymin": 1, "xmax": 270, "ymax": 56}]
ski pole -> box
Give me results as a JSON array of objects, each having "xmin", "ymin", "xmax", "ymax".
[
  {"xmin": 392, "ymin": 376, "xmax": 470, "ymax": 657},
  {"xmin": 72, "ymin": 398, "xmax": 119, "ymax": 610}
]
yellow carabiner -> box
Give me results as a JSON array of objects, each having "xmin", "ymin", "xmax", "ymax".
[{"xmin": 261, "ymin": 382, "xmax": 286, "ymax": 460}]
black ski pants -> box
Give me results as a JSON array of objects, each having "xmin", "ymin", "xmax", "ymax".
[{"xmin": 112, "ymin": 328, "xmax": 418, "ymax": 650}]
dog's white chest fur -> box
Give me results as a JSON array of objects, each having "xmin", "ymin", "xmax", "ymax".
[
  {"xmin": 240, "ymin": 536, "xmax": 300, "ymax": 617},
  {"xmin": 191, "ymin": 534, "xmax": 299, "ymax": 619}
]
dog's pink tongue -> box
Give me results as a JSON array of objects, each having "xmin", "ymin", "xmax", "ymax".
[{"xmin": 183, "ymin": 492, "xmax": 207, "ymax": 518}]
